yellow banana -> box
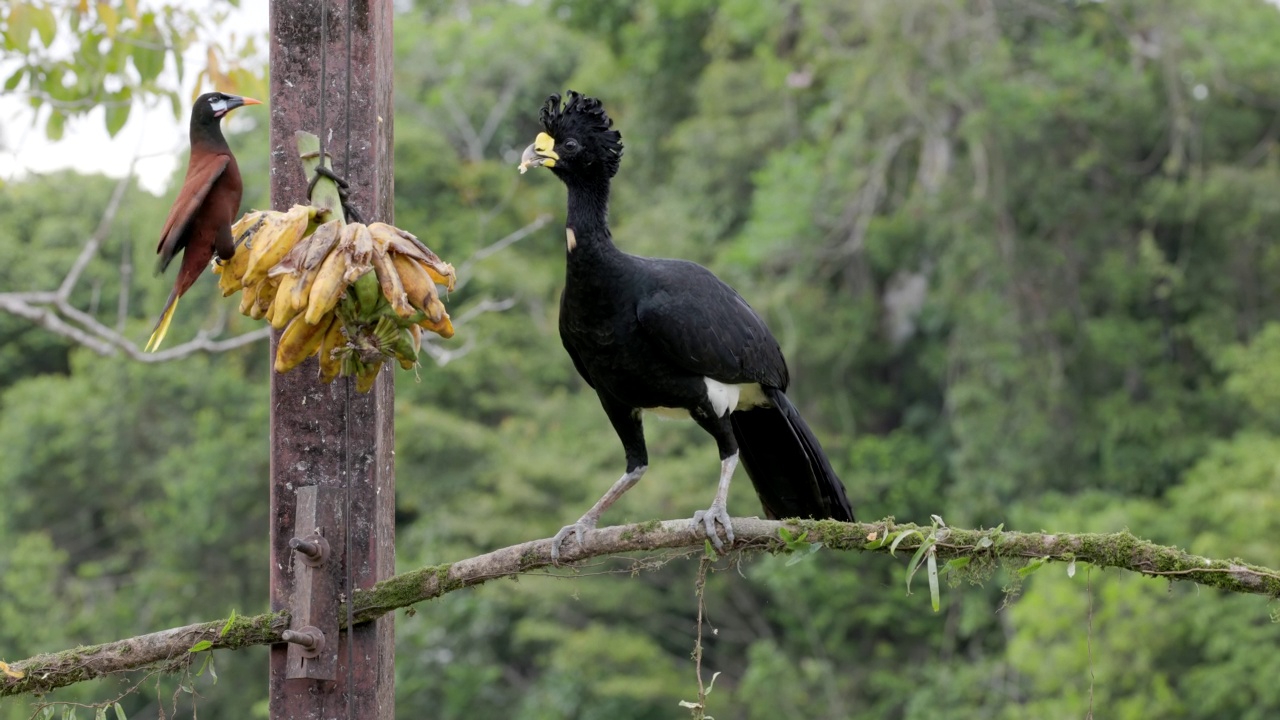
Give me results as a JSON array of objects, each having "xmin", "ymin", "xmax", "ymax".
[
  {"xmin": 275, "ymin": 311, "xmax": 335, "ymax": 374},
  {"xmin": 305, "ymin": 237, "xmax": 352, "ymax": 324},
  {"xmin": 372, "ymin": 242, "xmax": 413, "ymax": 317},
  {"xmin": 217, "ymin": 244, "xmax": 251, "ymax": 296},
  {"xmin": 232, "ymin": 209, "xmax": 269, "ymax": 243},
  {"xmin": 252, "ymin": 277, "xmax": 280, "ymax": 321},
  {"xmin": 291, "ymin": 220, "xmax": 344, "ymax": 311},
  {"xmin": 243, "ymin": 205, "xmax": 314, "ymax": 286},
  {"xmin": 342, "ymin": 223, "xmax": 375, "ymax": 286},
  {"xmin": 318, "ymin": 317, "xmax": 346, "ymax": 384},
  {"xmin": 270, "ymin": 273, "xmax": 303, "ymax": 329},
  {"xmin": 237, "ymin": 280, "xmax": 260, "ymax": 317},
  {"xmin": 215, "ymin": 211, "xmax": 267, "ymax": 295},
  {"xmin": 368, "ymin": 222, "xmax": 458, "ymax": 293},
  {"xmin": 368, "ymin": 222, "xmax": 457, "ymax": 290},
  {"xmin": 390, "ymin": 253, "xmax": 440, "ymax": 317},
  {"xmin": 419, "ymin": 311, "xmax": 454, "ymax": 339},
  {"xmin": 409, "ymin": 324, "xmax": 422, "ymax": 354}
]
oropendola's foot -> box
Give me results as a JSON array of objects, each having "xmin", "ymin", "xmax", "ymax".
[
  {"xmin": 550, "ymin": 513, "xmax": 600, "ymax": 566},
  {"xmin": 692, "ymin": 501, "xmax": 735, "ymax": 553}
]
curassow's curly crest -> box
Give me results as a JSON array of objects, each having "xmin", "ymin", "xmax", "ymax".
[{"xmin": 539, "ymin": 91, "xmax": 624, "ymax": 179}]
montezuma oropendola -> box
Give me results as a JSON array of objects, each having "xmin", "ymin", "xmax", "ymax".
[
  {"xmin": 145, "ymin": 91, "xmax": 261, "ymax": 351},
  {"xmin": 519, "ymin": 92, "xmax": 854, "ymax": 563}
]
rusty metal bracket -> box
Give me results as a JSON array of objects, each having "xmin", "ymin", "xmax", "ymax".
[{"xmin": 284, "ymin": 485, "xmax": 342, "ymax": 680}]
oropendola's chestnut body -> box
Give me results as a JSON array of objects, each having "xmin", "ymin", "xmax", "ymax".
[{"xmin": 145, "ymin": 91, "xmax": 261, "ymax": 351}]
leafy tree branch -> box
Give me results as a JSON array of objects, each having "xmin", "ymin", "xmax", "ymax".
[{"xmin": 4, "ymin": 516, "xmax": 1277, "ymax": 699}]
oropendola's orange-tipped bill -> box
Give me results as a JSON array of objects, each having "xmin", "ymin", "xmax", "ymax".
[{"xmin": 145, "ymin": 91, "xmax": 262, "ymax": 352}]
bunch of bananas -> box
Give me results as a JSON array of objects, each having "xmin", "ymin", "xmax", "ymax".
[{"xmin": 215, "ymin": 205, "xmax": 457, "ymax": 391}]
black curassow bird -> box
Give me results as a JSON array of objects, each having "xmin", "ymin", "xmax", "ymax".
[
  {"xmin": 146, "ymin": 91, "xmax": 261, "ymax": 351},
  {"xmin": 519, "ymin": 91, "xmax": 854, "ymax": 563}
]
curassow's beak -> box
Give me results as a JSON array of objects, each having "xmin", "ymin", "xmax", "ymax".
[{"xmin": 518, "ymin": 132, "xmax": 559, "ymax": 174}]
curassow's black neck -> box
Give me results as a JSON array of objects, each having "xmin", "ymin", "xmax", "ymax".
[{"xmin": 563, "ymin": 175, "xmax": 615, "ymax": 257}]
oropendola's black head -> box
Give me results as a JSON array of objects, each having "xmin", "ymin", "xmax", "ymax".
[
  {"xmin": 189, "ymin": 91, "xmax": 261, "ymax": 145},
  {"xmin": 519, "ymin": 91, "xmax": 624, "ymax": 183}
]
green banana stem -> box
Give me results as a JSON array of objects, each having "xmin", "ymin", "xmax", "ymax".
[{"xmin": 295, "ymin": 131, "xmax": 346, "ymax": 224}]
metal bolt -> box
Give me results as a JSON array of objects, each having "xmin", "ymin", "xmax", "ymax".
[
  {"xmin": 289, "ymin": 533, "xmax": 329, "ymax": 567},
  {"xmin": 282, "ymin": 626, "xmax": 325, "ymax": 659}
]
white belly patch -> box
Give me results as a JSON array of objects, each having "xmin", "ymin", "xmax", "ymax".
[{"xmin": 646, "ymin": 379, "xmax": 768, "ymax": 421}]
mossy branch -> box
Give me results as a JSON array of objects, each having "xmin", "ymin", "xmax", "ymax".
[{"xmin": 5, "ymin": 517, "xmax": 1279, "ymax": 698}]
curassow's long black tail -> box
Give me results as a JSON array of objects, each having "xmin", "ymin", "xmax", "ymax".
[{"xmin": 730, "ymin": 386, "xmax": 855, "ymax": 522}]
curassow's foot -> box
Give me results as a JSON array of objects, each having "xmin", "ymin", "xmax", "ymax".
[
  {"xmin": 692, "ymin": 502, "xmax": 735, "ymax": 552},
  {"xmin": 550, "ymin": 516, "xmax": 598, "ymax": 566}
]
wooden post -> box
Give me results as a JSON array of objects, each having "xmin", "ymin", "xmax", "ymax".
[{"xmin": 267, "ymin": 1, "xmax": 395, "ymax": 718}]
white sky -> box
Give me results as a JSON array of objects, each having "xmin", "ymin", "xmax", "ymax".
[{"xmin": 0, "ymin": 2, "xmax": 269, "ymax": 196}]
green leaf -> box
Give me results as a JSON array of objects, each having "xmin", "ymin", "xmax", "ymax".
[
  {"xmin": 888, "ymin": 529, "xmax": 921, "ymax": 557},
  {"xmin": 220, "ymin": 609, "xmax": 237, "ymax": 637},
  {"xmin": 784, "ymin": 541, "xmax": 823, "ymax": 566},
  {"xmin": 113, "ymin": 703, "xmax": 127, "ymax": 720},
  {"xmin": 940, "ymin": 556, "xmax": 971, "ymax": 575},
  {"xmin": 927, "ymin": 549, "xmax": 940, "ymax": 612},
  {"xmin": 777, "ymin": 526, "xmax": 795, "ymax": 543},
  {"xmin": 132, "ymin": 15, "xmax": 165, "ymax": 82},
  {"xmin": 195, "ymin": 652, "xmax": 211, "ymax": 677},
  {"xmin": 189, "ymin": 640, "xmax": 213, "ymax": 653},
  {"xmin": 45, "ymin": 111, "xmax": 65, "ymax": 141},
  {"xmin": 31, "ymin": 4, "xmax": 56, "ymax": 47},
  {"xmin": 105, "ymin": 97, "xmax": 130, "ymax": 136},
  {"xmin": 905, "ymin": 537, "xmax": 936, "ymax": 593},
  {"xmin": 95, "ymin": 707, "xmax": 106, "ymax": 720},
  {"xmin": 8, "ymin": 3, "xmax": 32, "ymax": 53},
  {"xmin": 1018, "ymin": 557, "xmax": 1048, "ymax": 578},
  {"xmin": 976, "ymin": 536, "xmax": 993, "ymax": 549}
]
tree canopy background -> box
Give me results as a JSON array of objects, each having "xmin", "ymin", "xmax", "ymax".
[{"xmin": 3, "ymin": 0, "xmax": 1280, "ymax": 718}]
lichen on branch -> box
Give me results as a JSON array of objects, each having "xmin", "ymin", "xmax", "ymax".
[{"xmin": 4, "ymin": 517, "xmax": 1278, "ymax": 699}]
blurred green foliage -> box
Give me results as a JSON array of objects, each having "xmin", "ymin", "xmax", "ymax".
[{"xmin": 4, "ymin": 0, "xmax": 1280, "ymax": 717}]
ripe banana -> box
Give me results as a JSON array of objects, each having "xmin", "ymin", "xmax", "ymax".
[
  {"xmin": 216, "ymin": 211, "xmax": 267, "ymax": 296},
  {"xmin": 305, "ymin": 237, "xmax": 352, "ymax": 325},
  {"xmin": 270, "ymin": 273, "xmax": 303, "ymax": 329},
  {"xmin": 275, "ymin": 311, "xmax": 336, "ymax": 374},
  {"xmin": 238, "ymin": 279, "xmax": 260, "ymax": 317},
  {"xmin": 243, "ymin": 204, "xmax": 314, "ymax": 286},
  {"xmin": 390, "ymin": 253, "xmax": 440, "ymax": 319},
  {"xmin": 368, "ymin": 222, "xmax": 457, "ymax": 290},
  {"xmin": 220, "ymin": 207, "xmax": 459, "ymax": 385},
  {"xmin": 343, "ymin": 222, "xmax": 375, "ymax": 286},
  {"xmin": 218, "ymin": 244, "xmax": 251, "ymax": 296},
  {"xmin": 372, "ymin": 241, "xmax": 413, "ymax": 317},
  {"xmin": 291, "ymin": 220, "xmax": 344, "ymax": 311},
  {"xmin": 318, "ymin": 317, "xmax": 346, "ymax": 384},
  {"xmin": 232, "ymin": 209, "xmax": 269, "ymax": 244},
  {"xmin": 252, "ymin": 277, "xmax": 280, "ymax": 321},
  {"xmin": 419, "ymin": 312, "xmax": 454, "ymax": 339}
]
